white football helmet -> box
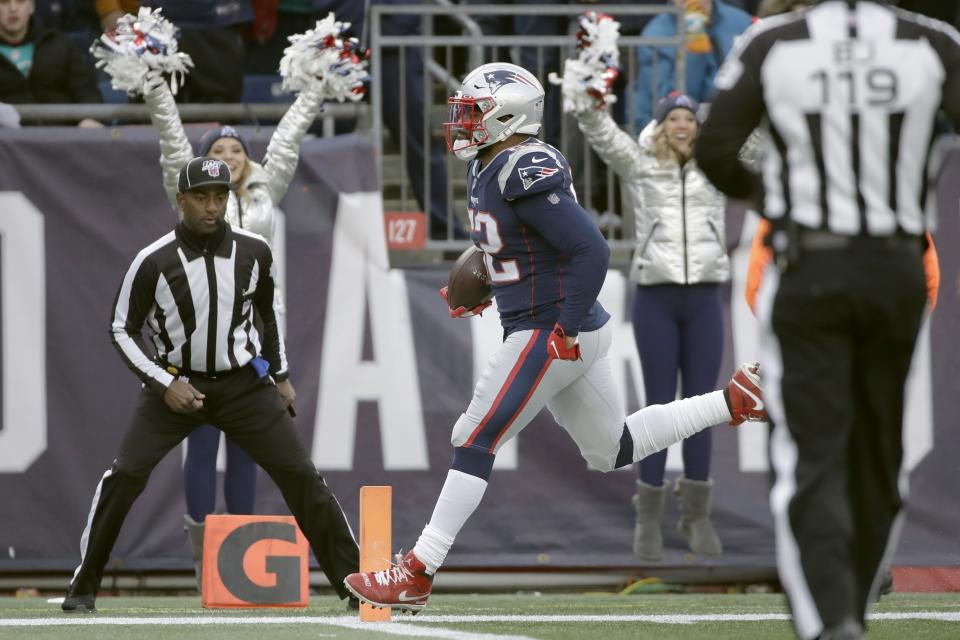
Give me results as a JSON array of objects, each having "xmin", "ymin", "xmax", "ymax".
[{"xmin": 444, "ymin": 62, "xmax": 545, "ymax": 161}]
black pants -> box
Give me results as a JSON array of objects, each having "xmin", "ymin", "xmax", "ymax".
[
  {"xmin": 68, "ymin": 367, "xmax": 358, "ymax": 599},
  {"xmin": 763, "ymin": 241, "xmax": 926, "ymax": 638}
]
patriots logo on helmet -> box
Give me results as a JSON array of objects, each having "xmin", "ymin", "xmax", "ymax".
[
  {"xmin": 202, "ymin": 160, "xmax": 222, "ymax": 177},
  {"xmin": 484, "ymin": 68, "xmax": 538, "ymax": 94},
  {"xmin": 518, "ymin": 165, "xmax": 558, "ymax": 190}
]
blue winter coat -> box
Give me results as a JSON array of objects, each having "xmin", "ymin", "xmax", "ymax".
[{"xmin": 632, "ymin": 0, "xmax": 753, "ymax": 130}]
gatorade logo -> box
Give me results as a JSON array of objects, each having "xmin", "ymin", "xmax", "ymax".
[{"xmin": 202, "ymin": 515, "xmax": 309, "ymax": 608}]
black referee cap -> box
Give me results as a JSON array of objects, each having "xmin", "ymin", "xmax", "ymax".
[{"xmin": 177, "ymin": 157, "xmax": 233, "ymax": 193}]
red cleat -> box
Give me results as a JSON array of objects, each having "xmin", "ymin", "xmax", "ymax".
[
  {"xmin": 343, "ymin": 550, "xmax": 433, "ymax": 612},
  {"xmin": 726, "ymin": 363, "xmax": 766, "ymax": 426}
]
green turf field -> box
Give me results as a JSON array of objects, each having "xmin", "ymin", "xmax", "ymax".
[{"xmin": 1, "ymin": 593, "xmax": 958, "ymax": 639}]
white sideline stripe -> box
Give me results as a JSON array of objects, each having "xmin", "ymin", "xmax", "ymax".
[
  {"xmin": 420, "ymin": 613, "xmax": 960, "ymax": 623},
  {"xmin": 2, "ymin": 612, "xmax": 959, "ymax": 626},
  {"xmin": 0, "ymin": 616, "xmax": 535, "ymax": 639}
]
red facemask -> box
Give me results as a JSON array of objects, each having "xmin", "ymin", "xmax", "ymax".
[{"xmin": 444, "ymin": 96, "xmax": 495, "ymax": 156}]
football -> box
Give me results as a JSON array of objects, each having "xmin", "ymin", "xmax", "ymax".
[{"xmin": 446, "ymin": 245, "xmax": 493, "ymax": 311}]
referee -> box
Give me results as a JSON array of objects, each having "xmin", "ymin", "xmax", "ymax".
[
  {"xmin": 62, "ymin": 157, "xmax": 359, "ymax": 612},
  {"xmin": 696, "ymin": 2, "xmax": 960, "ymax": 639}
]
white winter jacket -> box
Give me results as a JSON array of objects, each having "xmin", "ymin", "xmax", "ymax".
[
  {"xmin": 577, "ymin": 108, "xmax": 730, "ymax": 286},
  {"xmin": 144, "ymin": 82, "xmax": 323, "ymax": 247}
]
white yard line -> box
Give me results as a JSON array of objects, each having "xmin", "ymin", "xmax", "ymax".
[
  {"xmin": 316, "ymin": 620, "xmax": 536, "ymax": 640},
  {"xmin": 0, "ymin": 611, "xmax": 958, "ymax": 630}
]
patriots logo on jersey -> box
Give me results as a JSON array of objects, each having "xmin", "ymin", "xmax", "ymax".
[
  {"xmin": 484, "ymin": 69, "xmax": 539, "ymax": 94},
  {"xmin": 517, "ymin": 165, "xmax": 558, "ymax": 190}
]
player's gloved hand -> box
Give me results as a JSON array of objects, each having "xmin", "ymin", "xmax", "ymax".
[
  {"xmin": 439, "ymin": 286, "xmax": 492, "ymax": 318},
  {"xmin": 546, "ymin": 323, "xmax": 581, "ymax": 361}
]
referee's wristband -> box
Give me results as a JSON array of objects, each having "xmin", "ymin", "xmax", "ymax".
[{"xmin": 273, "ymin": 371, "xmax": 290, "ymax": 383}]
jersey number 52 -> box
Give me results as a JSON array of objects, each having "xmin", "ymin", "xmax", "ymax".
[{"xmin": 471, "ymin": 210, "xmax": 520, "ymax": 284}]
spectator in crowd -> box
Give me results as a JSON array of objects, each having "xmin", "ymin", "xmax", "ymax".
[
  {"xmin": 633, "ymin": 0, "xmax": 752, "ymax": 130},
  {"xmin": 370, "ymin": 0, "xmax": 466, "ymax": 239},
  {"xmin": 247, "ymin": 0, "xmax": 465, "ymax": 239},
  {"xmin": 724, "ymin": 0, "xmax": 759, "ymax": 14},
  {"xmin": 340, "ymin": 0, "xmax": 468, "ymax": 238},
  {"xmin": 0, "ymin": 0, "xmax": 102, "ymax": 125},
  {"xmin": 34, "ymin": 0, "xmax": 99, "ymax": 35},
  {"xmin": 141, "ymin": 66, "xmax": 325, "ymax": 582},
  {"xmin": 140, "ymin": 1, "xmax": 253, "ymax": 103},
  {"xmin": 245, "ymin": 1, "xmax": 326, "ymax": 75},
  {"xmin": 574, "ymin": 91, "xmax": 732, "ymax": 560},
  {"xmin": 95, "ymin": 0, "xmax": 140, "ymax": 31}
]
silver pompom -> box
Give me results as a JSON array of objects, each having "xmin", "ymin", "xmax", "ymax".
[
  {"xmin": 279, "ymin": 13, "xmax": 370, "ymax": 102},
  {"xmin": 548, "ymin": 12, "xmax": 621, "ymax": 113},
  {"xmin": 90, "ymin": 7, "xmax": 193, "ymax": 97}
]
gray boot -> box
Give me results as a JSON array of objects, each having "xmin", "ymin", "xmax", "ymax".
[
  {"xmin": 183, "ymin": 514, "xmax": 205, "ymax": 590},
  {"xmin": 631, "ymin": 480, "xmax": 666, "ymax": 561},
  {"xmin": 675, "ymin": 477, "xmax": 722, "ymax": 555}
]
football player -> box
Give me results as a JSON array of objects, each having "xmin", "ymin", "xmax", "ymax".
[{"xmin": 343, "ymin": 62, "xmax": 765, "ymax": 612}]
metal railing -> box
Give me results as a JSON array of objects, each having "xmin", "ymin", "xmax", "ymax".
[
  {"xmin": 10, "ymin": 102, "xmax": 369, "ymax": 137},
  {"xmin": 369, "ymin": 3, "xmax": 686, "ymax": 256}
]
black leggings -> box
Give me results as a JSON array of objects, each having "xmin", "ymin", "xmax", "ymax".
[{"xmin": 632, "ymin": 283, "xmax": 723, "ymax": 485}]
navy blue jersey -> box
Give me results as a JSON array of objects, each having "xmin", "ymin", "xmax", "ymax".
[{"xmin": 466, "ymin": 138, "xmax": 611, "ymax": 336}]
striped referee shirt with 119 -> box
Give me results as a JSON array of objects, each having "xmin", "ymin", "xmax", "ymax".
[{"xmin": 696, "ymin": 0, "xmax": 960, "ymax": 234}]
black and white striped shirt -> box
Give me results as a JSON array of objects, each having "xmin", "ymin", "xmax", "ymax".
[
  {"xmin": 697, "ymin": 0, "xmax": 960, "ymax": 235},
  {"xmin": 110, "ymin": 221, "xmax": 288, "ymax": 388}
]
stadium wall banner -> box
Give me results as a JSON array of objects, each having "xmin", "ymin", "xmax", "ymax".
[{"xmin": 0, "ymin": 129, "xmax": 957, "ymax": 574}]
